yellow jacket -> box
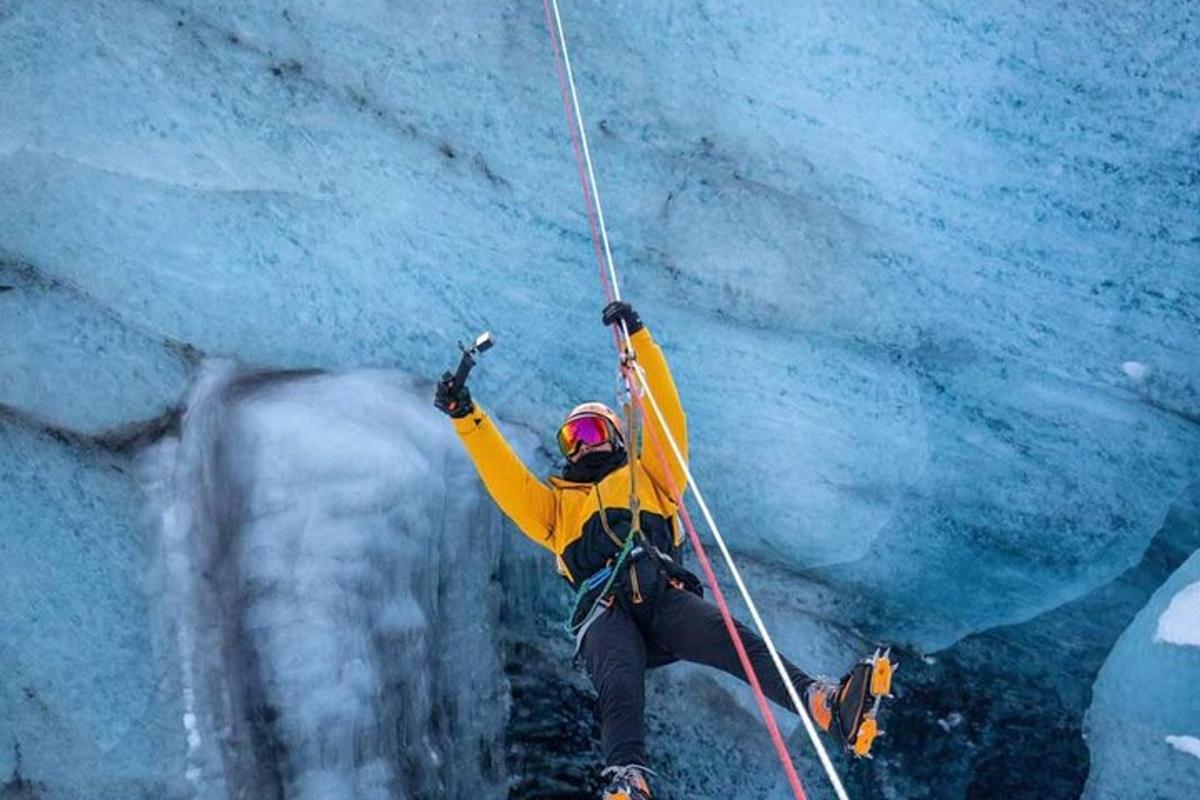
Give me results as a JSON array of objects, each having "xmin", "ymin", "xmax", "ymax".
[{"xmin": 451, "ymin": 327, "xmax": 688, "ymax": 599}]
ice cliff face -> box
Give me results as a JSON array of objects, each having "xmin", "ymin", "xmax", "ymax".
[
  {"xmin": 1, "ymin": 1, "xmax": 1197, "ymax": 798},
  {"xmin": 1085, "ymin": 529, "xmax": 1200, "ymax": 800}
]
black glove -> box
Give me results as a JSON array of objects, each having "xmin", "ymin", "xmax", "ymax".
[
  {"xmin": 434, "ymin": 373, "xmax": 474, "ymax": 418},
  {"xmin": 601, "ymin": 300, "xmax": 644, "ymax": 334}
]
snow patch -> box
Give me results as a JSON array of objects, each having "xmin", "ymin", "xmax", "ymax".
[
  {"xmin": 1122, "ymin": 361, "xmax": 1151, "ymax": 382},
  {"xmin": 1155, "ymin": 581, "xmax": 1200, "ymax": 646},
  {"xmin": 1165, "ymin": 736, "xmax": 1200, "ymax": 760}
]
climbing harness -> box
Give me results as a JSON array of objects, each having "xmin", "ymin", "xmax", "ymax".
[
  {"xmin": 538, "ymin": 2, "xmax": 864, "ymax": 798},
  {"xmin": 564, "ymin": 528, "xmax": 638, "ymax": 637},
  {"xmin": 564, "ymin": 396, "xmax": 649, "ymax": 634}
]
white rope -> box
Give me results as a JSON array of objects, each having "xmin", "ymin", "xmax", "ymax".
[
  {"xmin": 547, "ymin": 0, "xmax": 622, "ymax": 302},
  {"xmin": 630, "ymin": 362, "xmax": 851, "ymax": 800},
  {"xmin": 545, "ymin": 3, "xmax": 852, "ymax": 798}
]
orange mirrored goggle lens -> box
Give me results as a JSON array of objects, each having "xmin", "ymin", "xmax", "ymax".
[{"xmin": 556, "ymin": 414, "xmax": 617, "ymax": 457}]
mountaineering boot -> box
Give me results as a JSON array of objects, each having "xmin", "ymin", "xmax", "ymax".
[
  {"xmin": 806, "ymin": 649, "xmax": 896, "ymax": 758},
  {"xmin": 601, "ymin": 764, "xmax": 653, "ymax": 800},
  {"xmin": 805, "ymin": 678, "xmax": 839, "ymax": 732}
]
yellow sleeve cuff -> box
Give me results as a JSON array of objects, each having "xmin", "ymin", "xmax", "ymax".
[{"xmin": 452, "ymin": 406, "xmax": 487, "ymax": 436}]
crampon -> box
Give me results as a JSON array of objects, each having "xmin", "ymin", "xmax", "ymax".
[
  {"xmin": 809, "ymin": 648, "xmax": 897, "ymax": 759},
  {"xmin": 835, "ymin": 648, "xmax": 896, "ymax": 758}
]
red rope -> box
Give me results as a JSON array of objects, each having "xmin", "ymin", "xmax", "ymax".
[
  {"xmin": 626, "ymin": 366, "xmax": 809, "ymax": 800},
  {"xmin": 540, "ymin": 0, "xmax": 625, "ymax": 358},
  {"xmin": 539, "ymin": 1, "xmax": 615, "ymax": 305},
  {"xmin": 539, "ymin": 4, "xmax": 808, "ymax": 797}
]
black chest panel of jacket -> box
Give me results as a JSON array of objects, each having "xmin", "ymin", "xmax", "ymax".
[{"xmin": 559, "ymin": 507, "xmax": 678, "ymax": 591}]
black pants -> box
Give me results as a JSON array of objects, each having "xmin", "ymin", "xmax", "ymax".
[{"xmin": 580, "ymin": 560, "xmax": 814, "ymax": 767}]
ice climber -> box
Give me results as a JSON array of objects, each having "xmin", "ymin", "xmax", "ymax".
[{"xmin": 435, "ymin": 300, "xmax": 891, "ymax": 800}]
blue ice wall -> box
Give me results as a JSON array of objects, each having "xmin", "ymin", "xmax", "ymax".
[
  {"xmin": 1085, "ymin": 548, "xmax": 1200, "ymax": 798},
  {"xmin": 1, "ymin": 1, "xmax": 1197, "ymax": 798},
  {"xmin": 0, "ymin": 420, "xmax": 185, "ymax": 797}
]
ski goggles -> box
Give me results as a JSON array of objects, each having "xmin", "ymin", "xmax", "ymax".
[{"xmin": 556, "ymin": 414, "xmax": 620, "ymax": 458}]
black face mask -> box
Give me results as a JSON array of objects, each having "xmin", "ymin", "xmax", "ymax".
[{"xmin": 561, "ymin": 447, "xmax": 628, "ymax": 483}]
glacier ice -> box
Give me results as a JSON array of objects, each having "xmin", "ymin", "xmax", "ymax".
[
  {"xmin": 136, "ymin": 364, "xmax": 511, "ymax": 799},
  {"xmin": 1, "ymin": 0, "xmax": 1198, "ymax": 797},
  {"xmin": 0, "ymin": 259, "xmax": 191, "ymax": 435},
  {"xmin": 845, "ymin": 482, "xmax": 1200, "ymax": 800},
  {"xmin": 1085, "ymin": 548, "xmax": 1200, "ymax": 799},
  {"xmin": 1155, "ymin": 579, "xmax": 1200, "ymax": 646},
  {"xmin": 0, "ymin": 418, "xmax": 185, "ymax": 798},
  {"xmin": 1, "ymin": 0, "xmax": 1194, "ymax": 650}
]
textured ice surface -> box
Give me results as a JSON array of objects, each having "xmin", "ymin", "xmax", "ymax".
[
  {"xmin": 0, "ymin": 259, "xmax": 192, "ymax": 434},
  {"xmin": 0, "ymin": 419, "xmax": 185, "ymax": 798},
  {"xmin": 851, "ymin": 483, "xmax": 1200, "ymax": 800},
  {"xmin": 1084, "ymin": 549, "xmax": 1200, "ymax": 799},
  {"xmin": 2, "ymin": 0, "xmax": 1199, "ymax": 797},
  {"xmin": 135, "ymin": 364, "xmax": 510, "ymax": 800},
  {"xmin": 1, "ymin": 0, "xmax": 1194, "ymax": 646}
]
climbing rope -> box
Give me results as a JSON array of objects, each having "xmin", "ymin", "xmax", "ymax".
[
  {"xmin": 541, "ymin": 0, "xmax": 621, "ymax": 305},
  {"xmin": 538, "ymin": 3, "xmax": 852, "ymax": 800}
]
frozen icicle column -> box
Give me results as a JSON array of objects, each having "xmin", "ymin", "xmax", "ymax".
[{"xmin": 140, "ymin": 364, "xmax": 510, "ymax": 799}]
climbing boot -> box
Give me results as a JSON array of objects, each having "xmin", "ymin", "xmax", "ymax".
[
  {"xmin": 805, "ymin": 678, "xmax": 839, "ymax": 732},
  {"xmin": 601, "ymin": 764, "xmax": 653, "ymax": 800}
]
